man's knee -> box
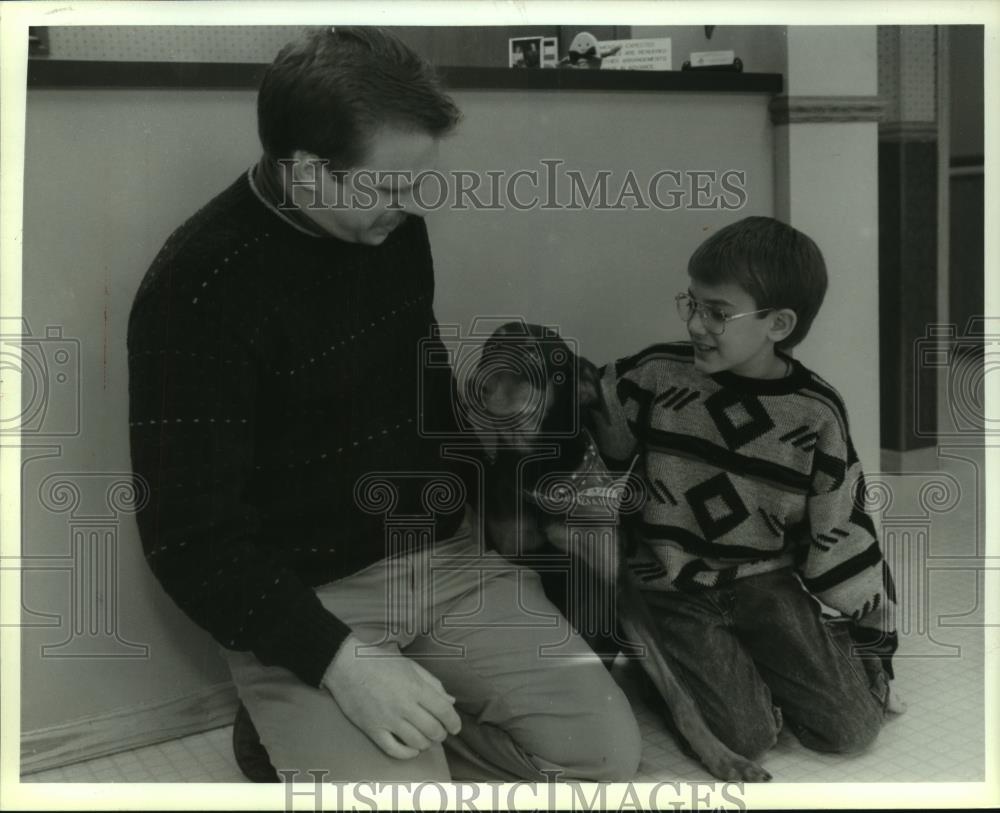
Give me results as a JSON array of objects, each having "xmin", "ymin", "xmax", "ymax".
[
  {"xmin": 552, "ymin": 702, "xmax": 642, "ymax": 781},
  {"xmin": 522, "ymin": 677, "xmax": 641, "ymax": 782}
]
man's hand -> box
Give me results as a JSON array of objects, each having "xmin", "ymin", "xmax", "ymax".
[{"xmin": 321, "ymin": 635, "xmax": 462, "ymax": 759}]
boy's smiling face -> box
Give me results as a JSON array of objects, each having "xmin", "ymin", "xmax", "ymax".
[{"xmin": 685, "ymin": 278, "xmax": 795, "ymax": 379}]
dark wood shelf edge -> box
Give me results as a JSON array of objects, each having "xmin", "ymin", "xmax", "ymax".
[
  {"xmin": 27, "ymin": 60, "xmax": 269, "ymax": 90},
  {"xmin": 443, "ymin": 66, "xmax": 781, "ymax": 92},
  {"xmin": 27, "ymin": 59, "xmax": 782, "ymax": 94}
]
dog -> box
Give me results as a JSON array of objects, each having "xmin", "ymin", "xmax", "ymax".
[{"xmin": 467, "ymin": 321, "xmax": 772, "ymax": 782}]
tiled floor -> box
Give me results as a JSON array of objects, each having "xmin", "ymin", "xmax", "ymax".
[
  {"xmin": 21, "ymin": 726, "xmax": 242, "ymax": 783},
  {"xmin": 22, "ymin": 448, "xmax": 988, "ymax": 784}
]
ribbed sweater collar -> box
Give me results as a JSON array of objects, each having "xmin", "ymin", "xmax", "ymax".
[
  {"xmin": 709, "ymin": 351, "xmax": 811, "ymax": 395},
  {"xmin": 248, "ymin": 155, "xmax": 330, "ymax": 239}
]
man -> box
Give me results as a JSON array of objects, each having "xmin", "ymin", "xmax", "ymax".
[{"xmin": 128, "ymin": 27, "xmax": 640, "ymax": 782}]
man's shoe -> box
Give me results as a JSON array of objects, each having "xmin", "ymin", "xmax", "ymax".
[{"xmin": 232, "ymin": 702, "xmax": 279, "ymax": 782}]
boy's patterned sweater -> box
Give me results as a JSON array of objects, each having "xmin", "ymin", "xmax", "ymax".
[{"xmin": 596, "ymin": 342, "xmax": 896, "ymax": 632}]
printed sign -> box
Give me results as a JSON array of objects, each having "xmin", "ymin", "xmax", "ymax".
[
  {"xmin": 690, "ymin": 49, "xmax": 737, "ymax": 68},
  {"xmin": 598, "ymin": 38, "xmax": 671, "ymax": 71}
]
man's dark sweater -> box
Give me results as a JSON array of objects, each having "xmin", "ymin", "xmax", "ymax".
[{"xmin": 128, "ymin": 169, "xmax": 469, "ymax": 688}]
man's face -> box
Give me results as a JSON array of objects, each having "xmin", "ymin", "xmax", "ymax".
[{"xmin": 292, "ymin": 126, "xmax": 440, "ymax": 245}]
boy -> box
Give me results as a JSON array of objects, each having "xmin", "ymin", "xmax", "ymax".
[{"xmin": 595, "ymin": 216, "xmax": 902, "ymax": 763}]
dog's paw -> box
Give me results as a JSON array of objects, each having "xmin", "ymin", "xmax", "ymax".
[{"xmin": 706, "ymin": 754, "xmax": 772, "ymax": 783}]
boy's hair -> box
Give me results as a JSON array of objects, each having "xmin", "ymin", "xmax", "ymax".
[
  {"xmin": 688, "ymin": 216, "xmax": 828, "ymax": 350},
  {"xmin": 257, "ymin": 27, "xmax": 461, "ymax": 169}
]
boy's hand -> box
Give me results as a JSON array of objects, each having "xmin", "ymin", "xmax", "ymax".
[
  {"xmin": 844, "ymin": 620, "xmax": 906, "ymax": 713},
  {"xmin": 321, "ymin": 635, "xmax": 462, "ymax": 759},
  {"xmin": 886, "ymin": 680, "xmax": 908, "ymax": 715},
  {"xmin": 848, "ymin": 623, "xmax": 898, "ymax": 680}
]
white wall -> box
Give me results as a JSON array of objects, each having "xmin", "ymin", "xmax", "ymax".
[
  {"xmin": 21, "ymin": 89, "xmax": 263, "ymax": 734},
  {"xmin": 776, "ymin": 120, "xmax": 881, "ymax": 475},
  {"xmin": 773, "ymin": 26, "xmax": 881, "ymax": 477},
  {"xmin": 433, "ymin": 89, "xmax": 776, "ymax": 360}
]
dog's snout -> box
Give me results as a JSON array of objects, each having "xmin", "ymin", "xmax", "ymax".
[{"xmin": 480, "ymin": 372, "xmax": 536, "ymax": 419}]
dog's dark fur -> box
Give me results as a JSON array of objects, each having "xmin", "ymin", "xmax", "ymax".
[{"xmin": 472, "ymin": 321, "xmax": 771, "ymax": 782}]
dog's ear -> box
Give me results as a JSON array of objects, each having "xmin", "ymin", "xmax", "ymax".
[{"xmin": 578, "ymin": 357, "xmax": 610, "ymax": 424}]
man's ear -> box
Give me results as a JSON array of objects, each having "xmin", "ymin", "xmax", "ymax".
[
  {"xmin": 768, "ymin": 308, "xmax": 798, "ymax": 344},
  {"xmin": 578, "ymin": 358, "xmax": 611, "ymax": 424},
  {"xmin": 289, "ymin": 150, "xmax": 320, "ymax": 184}
]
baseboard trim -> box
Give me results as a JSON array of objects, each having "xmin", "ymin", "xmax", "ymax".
[
  {"xmin": 21, "ymin": 681, "xmax": 239, "ymax": 776},
  {"xmin": 769, "ymin": 94, "xmax": 885, "ymax": 124},
  {"xmin": 879, "ymin": 121, "xmax": 939, "ymax": 142}
]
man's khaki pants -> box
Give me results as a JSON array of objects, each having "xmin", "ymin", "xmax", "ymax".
[{"xmin": 224, "ymin": 510, "xmax": 642, "ymax": 782}]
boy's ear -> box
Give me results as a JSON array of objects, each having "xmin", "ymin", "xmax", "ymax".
[
  {"xmin": 768, "ymin": 308, "xmax": 798, "ymax": 344},
  {"xmin": 578, "ymin": 358, "xmax": 611, "ymax": 424}
]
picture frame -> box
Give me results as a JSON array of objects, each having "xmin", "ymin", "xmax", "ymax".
[{"xmin": 509, "ymin": 35, "xmax": 557, "ymax": 68}]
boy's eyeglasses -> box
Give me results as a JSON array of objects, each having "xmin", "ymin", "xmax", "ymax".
[{"xmin": 675, "ymin": 293, "xmax": 772, "ymax": 336}]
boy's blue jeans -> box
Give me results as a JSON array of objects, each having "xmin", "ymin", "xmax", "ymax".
[{"xmin": 640, "ymin": 567, "xmax": 889, "ymax": 761}]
